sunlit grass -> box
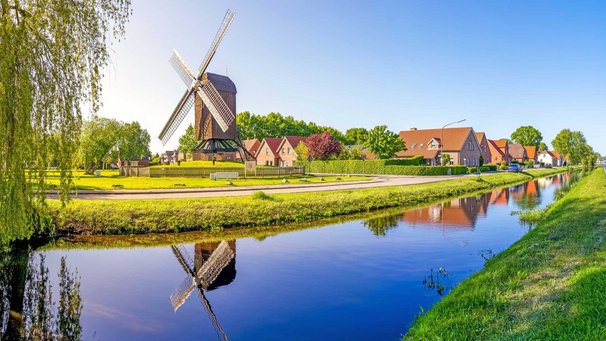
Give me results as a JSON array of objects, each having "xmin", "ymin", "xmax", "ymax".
[
  {"xmin": 42, "ymin": 169, "xmax": 369, "ymax": 190},
  {"xmin": 405, "ymin": 169, "xmax": 606, "ymax": 339}
]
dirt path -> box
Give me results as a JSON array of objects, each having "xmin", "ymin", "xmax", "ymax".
[{"xmin": 56, "ymin": 174, "xmax": 471, "ymax": 200}]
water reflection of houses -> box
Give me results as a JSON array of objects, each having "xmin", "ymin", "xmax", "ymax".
[
  {"xmin": 401, "ymin": 195, "xmax": 491, "ymax": 229},
  {"xmin": 170, "ymin": 240, "xmax": 237, "ymax": 341}
]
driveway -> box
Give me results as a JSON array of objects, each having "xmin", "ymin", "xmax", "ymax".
[{"xmin": 57, "ymin": 174, "xmax": 471, "ymax": 200}]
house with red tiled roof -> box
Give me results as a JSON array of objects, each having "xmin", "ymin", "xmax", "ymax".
[
  {"xmin": 488, "ymin": 139, "xmax": 512, "ymax": 164},
  {"xmin": 550, "ymin": 151, "xmax": 566, "ymax": 166},
  {"xmin": 524, "ymin": 146, "xmax": 538, "ymax": 163},
  {"xmin": 236, "ymin": 139, "xmax": 261, "ymax": 161},
  {"xmin": 256, "ymin": 138, "xmax": 283, "ymax": 166},
  {"xmin": 396, "ymin": 127, "xmax": 482, "ymax": 166},
  {"xmin": 276, "ymin": 136, "xmax": 306, "ymax": 167},
  {"xmin": 475, "ymin": 132, "xmax": 492, "ymax": 165},
  {"xmin": 509, "ymin": 143, "xmax": 527, "ymax": 163}
]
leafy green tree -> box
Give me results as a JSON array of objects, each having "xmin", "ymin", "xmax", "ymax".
[
  {"xmin": 78, "ymin": 117, "xmax": 121, "ymax": 174},
  {"xmin": 0, "ymin": 0, "xmax": 130, "ymax": 243},
  {"xmin": 339, "ymin": 145, "xmax": 364, "ymax": 160},
  {"xmin": 112, "ymin": 121, "xmax": 150, "ymax": 162},
  {"xmin": 441, "ymin": 153, "xmax": 451, "ymax": 166},
  {"xmin": 294, "ymin": 141, "xmax": 309, "ymax": 162},
  {"xmin": 510, "ymin": 126, "xmax": 543, "ymax": 147},
  {"xmin": 344, "ymin": 128, "xmax": 369, "ymax": 145},
  {"xmin": 538, "ymin": 142, "xmax": 548, "ymax": 151},
  {"xmin": 236, "ymin": 111, "xmax": 346, "ymax": 142},
  {"xmin": 178, "ymin": 124, "xmax": 198, "ymax": 160},
  {"xmin": 552, "ymin": 129, "xmax": 593, "ymax": 165},
  {"xmin": 363, "ymin": 125, "xmax": 405, "ymax": 159}
]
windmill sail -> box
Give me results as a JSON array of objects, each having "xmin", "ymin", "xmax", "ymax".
[
  {"xmin": 198, "ymin": 241, "xmax": 235, "ymax": 288},
  {"xmin": 169, "ymin": 50, "xmax": 196, "ymax": 87},
  {"xmin": 198, "ymin": 82, "xmax": 235, "ymax": 132},
  {"xmin": 197, "ymin": 9, "xmax": 236, "ymax": 79},
  {"xmin": 158, "ymin": 88, "xmax": 195, "ymax": 145}
]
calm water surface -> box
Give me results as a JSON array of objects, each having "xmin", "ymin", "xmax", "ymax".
[{"xmin": 0, "ymin": 173, "xmax": 578, "ymax": 340}]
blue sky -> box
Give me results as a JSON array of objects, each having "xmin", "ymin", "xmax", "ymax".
[{"xmin": 100, "ymin": 0, "xmax": 606, "ymax": 154}]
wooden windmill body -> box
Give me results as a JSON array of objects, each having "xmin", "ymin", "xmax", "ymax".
[{"xmin": 158, "ymin": 9, "xmax": 254, "ymax": 161}]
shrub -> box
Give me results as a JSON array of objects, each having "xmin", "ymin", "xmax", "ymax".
[
  {"xmin": 252, "ymin": 191, "xmax": 272, "ymax": 200},
  {"xmin": 484, "ymin": 165, "xmax": 498, "ymax": 172},
  {"xmin": 298, "ymin": 159, "xmax": 467, "ymax": 176}
]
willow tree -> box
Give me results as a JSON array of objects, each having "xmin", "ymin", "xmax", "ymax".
[{"xmin": 0, "ymin": 1, "xmax": 131, "ymax": 243}]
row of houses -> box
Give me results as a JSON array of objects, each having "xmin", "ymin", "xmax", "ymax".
[
  {"xmin": 395, "ymin": 127, "xmax": 565, "ymax": 166},
  {"xmin": 162, "ymin": 127, "xmax": 566, "ymax": 167}
]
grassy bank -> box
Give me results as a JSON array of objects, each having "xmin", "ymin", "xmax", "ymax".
[
  {"xmin": 405, "ymin": 168, "xmax": 606, "ymax": 339},
  {"xmin": 47, "ymin": 168, "xmax": 568, "ymax": 236},
  {"xmin": 44, "ymin": 169, "xmax": 369, "ymax": 190}
]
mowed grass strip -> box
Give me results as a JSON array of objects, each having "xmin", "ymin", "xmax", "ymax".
[
  {"xmin": 48, "ymin": 168, "xmax": 567, "ymax": 235},
  {"xmin": 405, "ymin": 169, "xmax": 606, "ymax": 340},
  {"xmin": 43, "ymin": 169, "xmax": 369, "ymax": 190}
]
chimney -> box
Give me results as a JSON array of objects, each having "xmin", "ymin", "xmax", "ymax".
[{"xmin": 410, "ymin": 127, "xmax": 417, "ymax": 130}]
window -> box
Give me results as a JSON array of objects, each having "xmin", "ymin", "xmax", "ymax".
[
  {"xmin": 266, "ymin": 147, "xmax": 270, "ymax": 156},
  {"xmin": 420, "ymin": 143, "xmax": 424, "ymax": 148},
  {"xmin": 449, "ymin": 159, "xmax": 454, "ymax": 166},
  {"xmin": 411, "ymin": 144, "xmax": 416, "ymax": 148},
  {"xmin": 287, "ymin": 147, "xmax": 291, "ymax": 155}
]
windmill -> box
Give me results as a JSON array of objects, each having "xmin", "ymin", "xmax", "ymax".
[
  {"xmin": 158, "ymin": 9, "xmax": 254, "ymax": 161},
  {"xmin": 170, "ymin": 241, "xmax": 237, "ymax": 341}
]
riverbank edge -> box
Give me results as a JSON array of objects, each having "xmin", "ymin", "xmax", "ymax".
[
  {"xmin": 45, "ymin": 168, "xmax": 572, "ymax": 238},
  {"xmin": 405, "ymin": 168, "xmax": 605, "ymax": 339}
]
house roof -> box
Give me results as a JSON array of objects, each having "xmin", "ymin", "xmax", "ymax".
[
  {"xmin": 524, "ymin": 146, "xmax": 537, "ymax": 159},
  {"xmin": 493, "ymin": 139, "xmax": 508, "ymax": 149},
  {"xmin": 539, "ymin": 150, "xmax": 555, "ymax": 157},
  {"xmin": 282, "ymin": 136, "xmax": 306, "ymax": 149},
  {"xmin": 242, "ymin": 139, "xmax": 260, "ymax": 154},
  {"xmin": 509, "ymin": 143, "xmax": 526, "ymax": 159},
  {"xmin": 206, "ymin": 73, "xmax": 237, "ymax": 93},
  {"xmin": 260, "ymin": 138, "xmax": 282, "ymax": 155},
  {"xmin": 487, "ymin": 139, "xmax": 505, "ymax": 157},
  {"xmin": 396, "ymin": 127, "xmax": 475, "ymax": 158},
  {"xmin": 475, "ymin": 132, "xmax": 486, "ymax": 143}
]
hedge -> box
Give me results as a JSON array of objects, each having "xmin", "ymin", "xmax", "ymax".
[
  {"xmin": 297, "ymin": 159, "xmax": 469, "ymax": 176},
  {"xmin": 468, "ymin": 166, "xmax": 496, "ymax": 173}
]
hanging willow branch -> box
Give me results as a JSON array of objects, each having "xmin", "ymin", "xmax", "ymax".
[{"xmin": 0, "ymin": 0, "xmax": 131, "ymax": 243}]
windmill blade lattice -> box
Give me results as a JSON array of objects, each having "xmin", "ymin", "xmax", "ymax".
[
  {"xmin": 198, "ymin": 82, "xmax": 235, "ymax": 132},
  {"xmin": 158, "ymin": 89, "xmax": 195, "ymax": 145},
  {"xmin": 169, "ymin": 50, "xmax": 196, "ymax": 87},
  {"xmin": 197, "ymin": 9, "xmax": 236, "ymax": 79}
]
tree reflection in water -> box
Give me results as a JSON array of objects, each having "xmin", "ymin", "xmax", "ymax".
[
  {"xmin": 363, "ymin": 214, "xmax": 400, "ymax": 237},
  {"xmin": 0, "ymin": 249, "xmax": 82, "ymax": 340}
]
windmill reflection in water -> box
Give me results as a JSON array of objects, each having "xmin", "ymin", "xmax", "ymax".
[{"xmin": 170, "ymin": 241, "xmax": 236, "ymax": 341}]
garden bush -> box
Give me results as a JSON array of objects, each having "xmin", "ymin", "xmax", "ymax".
[{"xmin": 298, "ymin": 159, "xmax": 468, "ymax": 176}]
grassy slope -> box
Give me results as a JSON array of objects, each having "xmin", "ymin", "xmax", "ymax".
[
  {"xmin": 45, "ymin": 169, "xmax": 369, "ymax": 190},
  {"xmin": 406, "ymin": 169, "xmax": 606, "ymax": 340},
  {"xmin": 48, "ymin": 168, "xmax": 567, "ymax": 235}
]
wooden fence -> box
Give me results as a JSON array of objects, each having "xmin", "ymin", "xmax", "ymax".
[{"xmin": 121, "ymin": 166, "xmax": 305, "ymax": 178}]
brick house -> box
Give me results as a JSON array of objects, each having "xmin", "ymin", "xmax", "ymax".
[
  {"xmin": 509, "ymin": 143, "xmax": 527, "ymax": 163},
  {"xmin": 524, "ymin": 146, "xmax": 538, "ymax": 163},
  {"xmin": 276, "ymin": 136, "xmax": 306, "ymax": 167},
  {"xmin": 256, "ymin": 138, "xmax": 282, "ymax": 166},
  {"xmin": 396, "ymin": 127, "xmax": 482, "ymax": 166},
  {"xmin": 474, "ymin": 132, "xmax": 492, "ymax": 165},
  {"xmin": 488, "ymin": 139, "xmax": 512, "ymax": 164}
]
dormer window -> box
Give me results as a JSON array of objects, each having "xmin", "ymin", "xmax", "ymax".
[{"xmin": 420, "ymin": 143, "xmax": 424, "ymax": 148}]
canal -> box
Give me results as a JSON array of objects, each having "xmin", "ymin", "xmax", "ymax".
[{"xmin": 0, "ymin": 173, "xmax": 578, "ymax": 340}]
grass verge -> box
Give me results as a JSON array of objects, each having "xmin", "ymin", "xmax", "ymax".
[
  {"xmin": 405, "ymin": 168, "xmax": 606, "ymax": 339},
  {"xmin": 43, "ymin": 169, "xmax": 369, "ymax": 190},
  {"xmin": 47, "ymin": 168, "xmax": 568, "ymax": 236}
]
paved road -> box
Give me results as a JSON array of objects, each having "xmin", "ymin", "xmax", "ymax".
[{"xmin": 59, "ymin": 174, "xmax": 471, "ymax": 200}]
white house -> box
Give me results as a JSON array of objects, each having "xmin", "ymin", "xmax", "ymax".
[{"xmin": 538, "ymin": 151, "xmax": 557, "ymax": 166}]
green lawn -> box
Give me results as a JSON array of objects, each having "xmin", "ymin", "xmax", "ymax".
[
  {"xmin": 405, "ymin": 168, "xmax": 606, "ymax": 339},
  {"xmin": 44, "ymin": 170, "xmax": 370, "ymax": 190},
  {"xmin": 48, "ymin": 168, "xmax": 569, "ymax": 236}
]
